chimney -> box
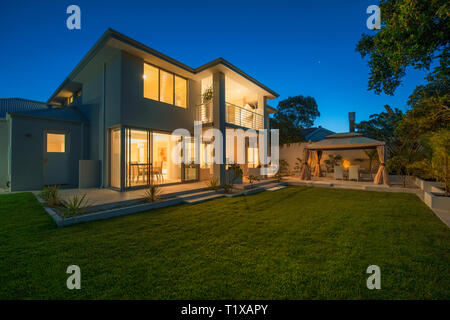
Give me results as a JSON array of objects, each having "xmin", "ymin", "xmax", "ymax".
[{"xmin": 348, "ymin": 112, "xmax": 355, "ymax": 132}]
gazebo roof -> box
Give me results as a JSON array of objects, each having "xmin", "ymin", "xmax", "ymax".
[{"xmin": 305, "ymin": 132, "xmax": 385, "ymax": 150}]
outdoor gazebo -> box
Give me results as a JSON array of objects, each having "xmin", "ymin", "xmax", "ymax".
[{"xmin": 299, "ymin": 132, "xmax": 390, "ymax": 185}]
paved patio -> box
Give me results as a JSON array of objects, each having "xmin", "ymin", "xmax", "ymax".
[
  {"xmin": 283, "ymin": 176, "xmax": 420, "ymax": 193},
  {"xmin": 53, "ymin": 181, "xmax": 209, "ymax": 206},
  {"xmin": 50, "ymin": 179, "xmax": 279, "ymax": 206}
]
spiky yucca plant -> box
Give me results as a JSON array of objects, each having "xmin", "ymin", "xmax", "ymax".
[
  {"xmin": 206, "ymin": 177, "xmax": 220, "ymax": 191},
  {"xmin": 144, "ymin": 183, "xmax": 162, "ymax": 202},
  {"xmin": 62, "ymin": 194, "xmax": 91, "ymax": 219}
]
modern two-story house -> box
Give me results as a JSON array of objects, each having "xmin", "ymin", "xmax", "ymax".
[{"xmin": 0, "ymin": 29, "xmax": 278, "ymax": 192}]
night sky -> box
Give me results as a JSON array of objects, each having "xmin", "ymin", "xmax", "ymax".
[{"xmin": 0, "ymin": 0, "xmax": 430, "ymax": 132}]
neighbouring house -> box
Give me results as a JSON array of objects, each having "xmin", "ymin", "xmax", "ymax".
[
  {"xmin": 0, "ymin": 28, "xmax": 279, "ymax": 191},
  {"xmin": 301, "ymin": 126, "xmax": 335, "ymax": 142}
]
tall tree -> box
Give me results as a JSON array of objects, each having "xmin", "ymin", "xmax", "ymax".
[
  {"xmin": 271, "ymin": 95, "xmax": 320, "ymax": 144},
  {"xmin": 355, "ymin": 105, "xmax": 404, "ymax": 154},
  {"xmin": 356, "ymin": 0, "xmax": 449, "ymax": 95},
  {"xmin": 401, "ymin": 53, "xmax": 450, "ymax": 135}
]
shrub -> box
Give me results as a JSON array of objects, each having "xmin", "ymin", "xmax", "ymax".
[
  {"xmin": 227, "ymin": 164, "xmax": 243, "ymax": 182},
  {"xmin": 429, "ymin": 129, "xmax": 450, "ymax": 195},
  {"xmin": 324, "ymin": 154, "xmax": 342, "ymax": 172},
  {"xmin": 274, "ymin": 172, "xmax": 284, "ymax": 183},
  {"xmin": 202, "ymin": 87, "xmax": 213, "ymax": 102},
  {"xmin": 206, "ymin": 177, "xmax": 220, "ymax": 191},
  {"xmin": 39, "ymin": 185, "xmax": 61, "ymax": 207},
  {"xmin": 223, "ymin": 183, "xmax": 233, "ymax": 194},
  {"xmin": 279, "ymin": 159, "xmax": 289, "ymax": 175},
  {"xmin": 408, "ymin": 158, "xmax": 433, "ymax": 180},
  {"xmin": 273, "ymin": 159, "xmax": 289, "ymax": 182},
  {"xmin": 62, "ymin": 194, "xmax": 91, "ymax": 219},
  {"xmin": 144, "ymin": 183, "xmax": 162, "ymax": 202},
  {"xmin": 363, "ymin": 149, "xmax": 379, "ymax": 174},
  {"xmin": 293, "ymin": 157, "xmax": 304, "ymax": 175},
  {"xmin": 247, "ymin": 175, "xmax": 260, "ymax": 188}
]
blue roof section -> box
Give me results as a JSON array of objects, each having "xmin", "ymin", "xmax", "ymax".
[
  {"xmin": 302, "ymin": 127, "xmax": 335, "ymax": 141},
  {"xmin": 10, "ymin": 106, "xmax": 88, "ymax": 123},
  {"xmin": 0, "ymin": 98, "xmax": 49, "ymax": 118}
]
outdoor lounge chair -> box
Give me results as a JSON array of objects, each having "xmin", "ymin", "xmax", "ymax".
[
  {"xmin": 348, "ymin": 165, "xmax": 359, "ymax": 181},
  {"xmin": 334, "ymin": 166, "xmax": 344, "ymax": 180}
]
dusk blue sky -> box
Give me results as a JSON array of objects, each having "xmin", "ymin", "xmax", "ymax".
[{"xmin": 0, "ymin": 0, "xmax": 430, "ymax": 132}]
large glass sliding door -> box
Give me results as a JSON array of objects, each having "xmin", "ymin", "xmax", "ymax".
[
  {"xmin": 125, "ymin": 128, "xmax": 150, "ymax": 188},
  {"xmin": 152, "ymin": 132, "xmax": 182, "ymax": 184},
  {"xmin": 183, "ymin": 137, "xmax": 199, "ymax": 181},
  {"xmin": 111, "ymin": 127, "xmax": 200, "ymax": 189},
  {"xmin": 110, "ymin": 128, "xmax": 121, "ymax": 189}
]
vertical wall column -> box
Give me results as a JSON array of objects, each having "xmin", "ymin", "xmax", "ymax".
[
  {"xmin": 212, "ymin": 72, "xmax": 226, "ymax": 185},
  {"xmin": 260, "ymin": 96, "xmax": 268, "ymax": 130},
  {"xmin": 100, "ymin": 63, "xmax": 107, "ymax": 188},
  {"xmin": 259, "ymin": 96, "xmax": 270, "ymax": 165}
]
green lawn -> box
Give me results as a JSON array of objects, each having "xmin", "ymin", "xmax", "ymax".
[{"xmin": 0, "ymin": 187, "xmax": 449, "ymax": 299}]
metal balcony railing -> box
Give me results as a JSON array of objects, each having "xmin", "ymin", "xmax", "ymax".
[
  {"xmin": 196, "ymin": 101, "xmax": 264, "ymax": 130},
  {"xmin": 225, "ymin": 102, "xmax": 264, "ymax": 130},
  {"xmin": 196, "ymin": 101, "xmax": 213, "ymax": 123}
]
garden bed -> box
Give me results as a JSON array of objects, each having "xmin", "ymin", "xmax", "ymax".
[{"xmin": 36, "ymin": 194, "xmax": 182, "ymax": 227}]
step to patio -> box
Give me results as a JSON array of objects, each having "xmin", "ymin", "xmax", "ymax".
[
  {"xmin": 331, "ymin": 183, "xmax": 365, "ymax": 190},
  {"xmin": 177, "ymin": 190, "xmax": 218, "ymax": 201},
  {"xmin": 243, "ymin": 179, "xmax": 279, "ymax": 189},
  {"xmin": 261, "ymin": 182, "xmax": 284, "ymax": 189},
  {"xmin": 266, "ymin": 185, "xmax": 286, "ymax": 191},
  {"xmin": 183, "ymin": 193, "xmax": 225, "ymax": 204}
]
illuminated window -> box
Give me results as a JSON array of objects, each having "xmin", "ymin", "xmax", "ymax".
[
  {"xmin": 143, "ymin": 63, "xmax": 187, "ymax": 108},
  {"xmin": 174, "ymin": 76, "xmax": 187, "ymax": 108},
  {"xmin": 67, "ymin": 96, "xmax": 73, "ymax": 105},
  {"xmin": 143, "ymin": 64, "xmax": 158, "ymax": 100},
  {"xmin": 46, "ymin": 133, "xmax": 65, "ymax": 153},
  {"xmin": 159, "ymin": 70, "xmax": 173, "ymax": 104}
]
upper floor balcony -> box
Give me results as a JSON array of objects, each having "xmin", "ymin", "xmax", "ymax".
[
  {"xmin": 225, "ymin": 102, "xmax": 263, "ymax": 130},
  {"xmin": 196, "ymin": 102, "xmax": 264, "ymax": 130}
]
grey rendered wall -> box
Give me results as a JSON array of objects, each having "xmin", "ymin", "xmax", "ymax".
[
  {"xmin": 9, "ymin": 115, "xmax": 83, "ymax": 191},
  {"xmin": 79, "ymin": 159, "xmax": 100, "ymax": 188},
  {"xmin": 78, "ymin": 72, "xmax": 101, "ymax": 161},
  {"xmin": 120, "ymin": 52, "xmax": 197, "ymax": 133},
  {"xmin": 0, "ymin": 119, "xmax": 9, "ymax": 188},
  {"xmin": 76, "ymin": 49, "xmax": 122, "ymax": 187}
]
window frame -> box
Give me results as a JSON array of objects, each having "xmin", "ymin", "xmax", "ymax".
[
  {"xmin": 45, "ymin": 131, "xmax": 68, "ymax": 154},
  {"xmin": 143, "ymin": 62, "xmax": 188, "ymax": 108}
]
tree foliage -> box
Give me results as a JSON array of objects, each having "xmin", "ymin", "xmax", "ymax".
[
  {"xmin": 271, "ymin": 95, "xmax": 320, "ymax": 144},
  {"xmin": 356, "ymin": 0, "xmax": 449, "ymax": 95},
  {"xmin": 356, "ymin": 0, "xmax": 449, "ymax": 190},
  {"xmin": 401, "ymin": 54, "xmax": 450, "ymax": 135},
  {"xmin": 429, "ymin": 129, "xmax": 450, "ymax": 195},
  {"xmin": 355, "ymin": 105, "xmax": 404, "ymax": 154}
]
